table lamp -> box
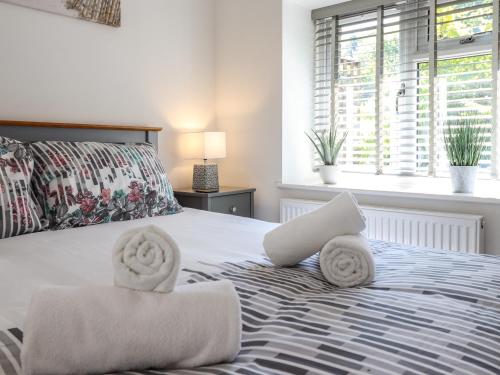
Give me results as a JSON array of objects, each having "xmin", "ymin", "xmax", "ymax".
[{"xmin": 184, "ymin": 131, "xmax": 226, "ymax": 192}]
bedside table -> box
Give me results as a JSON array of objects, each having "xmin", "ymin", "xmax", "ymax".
[{"xmin": 174, "ymin": 187, "xmax": 256, "ymax": 218}]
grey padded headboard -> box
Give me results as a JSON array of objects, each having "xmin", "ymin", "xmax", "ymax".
[{"xmin": 0, "ymin": 120, "xmax": 161, "ymax": 149}]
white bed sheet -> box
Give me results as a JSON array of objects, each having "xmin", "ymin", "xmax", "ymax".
[{"xmin": 0, "ymin": 208, "xmax": 277, "ymax": 329}]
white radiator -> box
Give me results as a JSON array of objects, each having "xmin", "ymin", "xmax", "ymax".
[{"xmin": 280, "ymin": 199, "xmax": 485, "ymax": 254}]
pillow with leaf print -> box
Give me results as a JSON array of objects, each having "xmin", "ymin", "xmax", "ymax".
[
  {"xmin": 0, "ymin": 136, "xmax": 43, "ymax": 239},
  {"xmin": 30, "ymin": 141, "xmax": 182, "ymax": 230}
]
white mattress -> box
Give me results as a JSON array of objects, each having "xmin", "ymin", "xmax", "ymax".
[{"xmin": 0, "ymin": 208, "xmax": 277, "ymax": 329}]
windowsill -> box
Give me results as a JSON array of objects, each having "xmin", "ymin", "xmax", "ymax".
[{"xmin": 278, "ymin": 173, "xmax": 500, "ymax": 204}]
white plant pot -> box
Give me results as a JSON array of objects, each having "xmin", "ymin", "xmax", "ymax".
[
  {"xmin": 319, "ymin": 165, "xmax": 339, "ymax": 185},
  {"xmin": 449, "ymin": 166, "xmax": 478, "ymax": 193}
]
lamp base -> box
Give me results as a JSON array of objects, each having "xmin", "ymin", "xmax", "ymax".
[{"xmin": 192, "ymin": 164, "xmax": 219, "ymax": 192}]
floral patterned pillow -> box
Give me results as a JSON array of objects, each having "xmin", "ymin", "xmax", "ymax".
[
  {"xmin": 0, "ymin": 137, "xmax": 43, "ymax": 239},
  {"xmin": 30, "ymin": 141, "xmax": 182, "ymax": 230}
]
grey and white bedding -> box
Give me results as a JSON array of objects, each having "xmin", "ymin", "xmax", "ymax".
[{"xmin": 0, "ymin": 209, "xmax": 499, "ymax": 374}]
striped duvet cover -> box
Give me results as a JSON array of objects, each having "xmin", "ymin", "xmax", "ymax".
[{"xmin": 1, "ymin": 240, "xmax": 499, "ymax": 375}]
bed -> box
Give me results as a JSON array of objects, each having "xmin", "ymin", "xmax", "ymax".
[{"xmin": 1, "ymin": 122, "xmax": 499, "ymax": 375}]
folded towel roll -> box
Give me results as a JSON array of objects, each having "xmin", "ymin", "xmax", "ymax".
[
  {"xmin": 319, "ymin": 234, "xmax": 375, "ymax": 287},
  {"xmin": 113, "ymin": 225, "xmax": 180, "ymax": 292},
  {"xmin": 264, "ymin": 192, "xmax": 366, "ymax": 266},
  {"xmin": 21, "ymin": 280, "xmax": 242, "ymax": 375}
]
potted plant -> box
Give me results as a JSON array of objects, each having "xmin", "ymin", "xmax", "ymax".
[
  {"xmin": 444, "ymin": 115, "xmax": 486, "ymax": 193},
  {"xmin": 306, "ymin": 123, "xmax": 347, "ymax": 184}
]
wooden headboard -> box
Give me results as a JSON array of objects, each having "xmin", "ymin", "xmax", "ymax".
[{"xmin": 0, "ymin": 120, "xmax": 162, "ymax": 149}]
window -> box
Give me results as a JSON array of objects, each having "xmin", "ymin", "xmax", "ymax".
[{"xmin": 313, "ymin": 0, "xmax": 499, "ymax": 178}]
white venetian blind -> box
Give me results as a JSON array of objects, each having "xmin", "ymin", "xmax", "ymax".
[
  {"xmin": 313, "ymin": 16, "xmax": 334, "ymax": 149},
  {"xmin": 381, "ymin": 0, "xmax": 431, "ymax": 175},
  {"xmin": 312, "ymin": 0, "xmax": 499, "ymax": 179},
  {"xmin": 334, "ymin": 11, "xmax": 378, "ymax": 173},
  {"xmin": 433, "ymin": 0, "xmax": 494, "ymax": 177}
]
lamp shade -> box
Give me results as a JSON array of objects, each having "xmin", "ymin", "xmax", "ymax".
[
  {"xmin": 180, "ymin": 131, "xmax": 226, "ymax": 160},
  {"xmin": 202, "ymin": 132, "xmax": 226, "ymax": 159}
]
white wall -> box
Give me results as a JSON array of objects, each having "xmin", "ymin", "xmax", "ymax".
[
  {"xmin": 215, "ymin": 0, "xmax": 283, "ymax": 221},
  {"xmin": 0, "ymin": 0, "xmax": 216, "ymax": 188},
  {"xmin": 282, "ymin": 0, "xmax": 315, "ymax": 184},
  {"xmin": 3, "ymin": 0, "xmax": 500, "ymax": 254},
  {"xmin": 215, "ymin": 0, "xmax": 500, "ymax": 255}
]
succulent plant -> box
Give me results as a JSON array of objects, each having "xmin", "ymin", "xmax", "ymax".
[
  {"xmin": 444, "ymin": 114, "xmax": 487, "ymax": 167},
  {"xmin": 306, "ymin": 123, "xmax": 347, "ymax": 166}
]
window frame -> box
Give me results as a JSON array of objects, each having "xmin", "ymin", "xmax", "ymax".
[{"xmin": 312, "ymin": 0, "xmax": 500, "ymax": 179}]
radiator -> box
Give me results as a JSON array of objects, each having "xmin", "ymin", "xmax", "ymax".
[{"xmin": 280, "ymin": 199, "xmax": 485, "ymax": 254}]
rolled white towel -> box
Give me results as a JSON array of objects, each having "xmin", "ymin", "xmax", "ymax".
[
  {"xmin": 113, "ymin": 225, "xmax": 180, "ymax": 292},
  {"xmin": 21, "ymin": 280, "xmax": 242, "ymax": 375},
  {"xmin": 319, "ymin": 234, "xmax": 375, "ymax": 288},
  {"xmin": 264, "ymin": 192, "xmax": 366, "ymax": 266}
]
